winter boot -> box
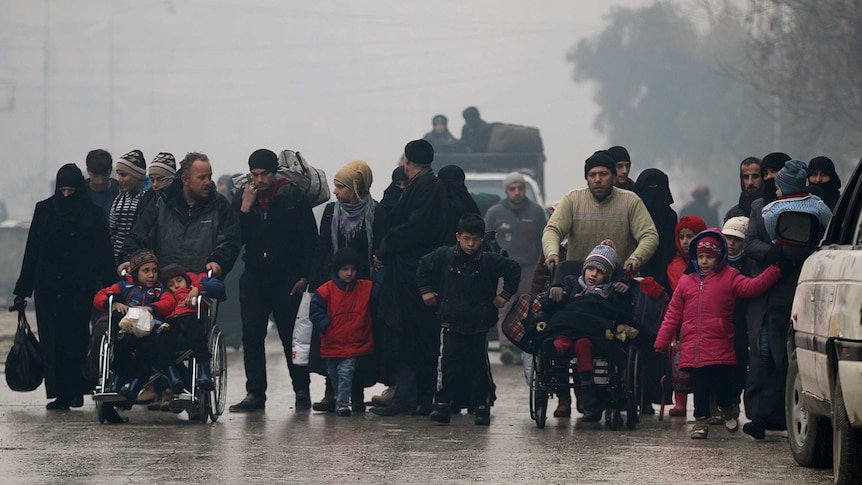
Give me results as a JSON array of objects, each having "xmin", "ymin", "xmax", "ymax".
[
  {"xmin": 429, "ymin": 403, "xmax": 451, "ymax": 424},
  {"xmin": 119, "ymin": 378, "xmax": 144, "ymax": 402},
  {"xmin": 474, "ymin": 405, "xmax": 491, "ymax": 426},
  {"xmin": 668, "ymin": 392, "xmax": 688, "ymax": 417},
  {"xmin": 580, "ymin": 384, "xmax": 602, "ymax": 422},
  {"xmin": 196, "ymin": 361, "xmax": 214, "ymax": 392},
  {"xmin": 165, "ymin": 365, "xmax": 186, "ymax": 394},
  {"xmin": 554, "ymin": 397, "xmax": 572, "ymax": 418},
  {"xmin": 690, "ymin": 417, "xmax": 709, "ymax": 439}
]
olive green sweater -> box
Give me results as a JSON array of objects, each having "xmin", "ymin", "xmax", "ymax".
[{"xmin": 542, "ymin": 187, "xmax": 658, "ymax": 266}]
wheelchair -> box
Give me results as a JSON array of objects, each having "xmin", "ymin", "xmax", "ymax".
[
  {"xmin": 92, "ymin": 292, "xmax": 227, "ymax": 424},
  {"xmin": 513, "ymin": 260, "xmax": 643, "ymax": 430}
]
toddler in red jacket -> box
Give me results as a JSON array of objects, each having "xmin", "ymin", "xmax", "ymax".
[
  {"xmin": 654, "ymin": 229, "xmax": 780, "ymax": 439},
  {"xmin": 309, "ymin": 248, "xmax": 379, "ymax": 416}
]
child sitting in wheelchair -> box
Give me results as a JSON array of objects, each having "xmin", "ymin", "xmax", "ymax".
[
  {"xmin": 539, "ymin": 240, "xmax": 635, "ymax": 422},
  {"xmin": 152, "ymin": 263, "xmax": 226, "ymax": 397},
  {"xmin": 93, "ymin": 249, "xmax": 176, "ymax": 401}
]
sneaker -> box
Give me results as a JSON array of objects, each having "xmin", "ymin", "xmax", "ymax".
[
  {"xmin": 721, "ymin": 404, "xmax": 740, "ymax": 432},
  {"xmin": 295, "ymin": 390, "xmax": 312, "ymax": 410},
  {"xmin": 229, "ymin": 393, "xmax": 265, "ymax": 412},
  {"xmin": 429, "ymin": 404, "xmax": 451, "ymax": 424},
  {"xmin": 312, "ymin": 395, "xmax": 336, "ymax": 413},
  {"xmin": 706, "ymin": 415, "xmax": 724, "ymax": 425},
  {"xmin": 336, "ymin": 405, "xmax": 351, "ymax": 417},
  {"xmin": 499, "ymin": 346, "xmax": 523, "ymax": 365},
  {"xmin": 707, "ymin": 401, "xmax": 722, "ymax": 425},
  {"xmin": 690, "ymin": 418, "xmax": 709, "ymax": 439},
  {"xmin": 553, "ymin": 398, "xmax": 572, "ymax": 418},
  {"xmin": 474, "ymin": 406, "xmax": 491, "ymax": 426},
  {"xmin": 371, "ymin": 386, "xmax": 395, "ymax": 407},
  {"xmin": 743, "ymin": 420, "xmax": 765, "ymax": 440}
]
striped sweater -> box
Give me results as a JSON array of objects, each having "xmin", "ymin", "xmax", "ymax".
[
  {"xmin": 542, "ymin": 187, "xmax": 658, "ymax": 266},
  {"xmin": 110, "ymin": 189, "xmax": 147, "ymax": 260}
]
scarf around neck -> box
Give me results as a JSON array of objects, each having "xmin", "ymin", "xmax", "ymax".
[{"xmin": 331, "ymin": 195, "xmax": 377, "ymax": 269}]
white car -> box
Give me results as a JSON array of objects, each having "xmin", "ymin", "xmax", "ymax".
[{"xmin": 786, "ymin": 161, "xmax": 862, "ymax": 484}]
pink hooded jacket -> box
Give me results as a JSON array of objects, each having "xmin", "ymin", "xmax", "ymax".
[{"xmin": 654, "ymin": 229, "xmax": 781, "ymax": 369}]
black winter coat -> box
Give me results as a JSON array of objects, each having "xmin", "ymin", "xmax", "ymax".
[
  {"xmin": 309, "ymin": 202, "xmax": 384, "ymax": 290},
  {"xmin": 125, "ymin": 178, "xmax": 241, "ymax": 276},
  {"xmin": 232, "ymin": 179, "xmax": 318, "ymax": 279},
  {"xmin": 417, "ymin": 246, "xmax": 521, "ymax": 334}
]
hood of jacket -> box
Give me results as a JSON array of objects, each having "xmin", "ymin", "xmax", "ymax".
[{"xmin": 688, "ymin": 228, "xmax": 728, "ymax": 277}]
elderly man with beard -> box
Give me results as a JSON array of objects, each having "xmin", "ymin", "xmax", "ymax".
[{"xmin": 724, "ymin": 157, "xmax": 763, "ymax": 222}]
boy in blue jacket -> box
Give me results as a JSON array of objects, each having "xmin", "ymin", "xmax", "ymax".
[{"xmin": 417, "ymin": 214, "xmax": 520, "ymax": 425}]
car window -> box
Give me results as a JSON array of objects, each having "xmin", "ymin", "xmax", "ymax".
[{"xmin": 464, "ymin": 179, "xmax": 537, "ymax": 203}]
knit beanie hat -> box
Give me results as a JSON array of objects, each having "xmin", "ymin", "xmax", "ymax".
[
  {"xmin": 502, "ymin": 172, "xmax": 526, "ymax": 191},
  {"xmin": 248, "ymin": 148, "xmax": 279, "ymax": 173},
  {"xmin": 405, "ymin": 139, "xmax": 434, "ymax": 165},
  {"xmin": 696, "ymin": 234, "xmax": 723, "ymax": 259},
  {"xmin": 607, "ymin": 145, "xmax": 631, "ymax": 164},
  {"xmin": 334, "ymin": 160, "xmax": 373, "ymax": 197},
  {"xmin": 775, "ymin": 159, "xmax": 808, "ymax": 196},
  {"xmin": 722, "ymin": 216, "xmax": 749, "ymax": 240},
  {"xmin": 129, "ymin": 249, "xmax": 158, "ymax": 275},
  {"xmin": 332, "ymin": 247, "xmax": 362, "ymax": 273},
  {"xmin": 675, "ymin": 215, "xmax": 708, "ymax": 255},
  {"xmin": 117, "ymin": 150, "xmax": 147, "ymax": 180},
  {"xmin": 583, "ymin": 239, "xmax": 617, "ymax": 276},
  {"xmin": 149, "ymin": 152, "xmax": 176, "ymax": 178},
  {"xmin": 584, "ymin": 150, "xmax": 617, "ymax": 178},
  {"xmin": 432, "ymin": 114, "xmax": 448, "ymax": 126},
  {"xmin": 160, "ymin": 263, "xmax": 189, "ymax": 286},
  {"xmin": 762, "ymin": 152, "xmax": 792, "ymax": 172}
]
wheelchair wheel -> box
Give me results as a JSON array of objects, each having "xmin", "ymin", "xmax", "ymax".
[
  {"xmin": 96, "ymin": 401, "xmax": 107, "ymax": 424},
  {"xmin": 625, "ymin": 345, "xmax": 643, "ymax": 430},
  {"xmin": 97, "ymin": 333, "xmax": 111, "ymax": 394},
  {"xmin": 530, "ymin": 354, "xmax": 548, "ymax": 429},
  {"xmin": 208, "ymin": 325, "xmax": 228, "ymax": 422}
]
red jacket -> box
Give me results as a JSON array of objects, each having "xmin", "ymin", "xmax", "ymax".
[
  {"xmin": 655, "ymin": 230, "xmax": 781, "ymax": 369},
  {"xmin": 93, "ymin": 278, "xmax": 176, "ymax": 319},
  {"xmin": 310, "ymin": 279, "xmax": 374, "ymax": 359}
]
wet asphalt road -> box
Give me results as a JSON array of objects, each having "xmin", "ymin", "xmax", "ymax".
[{"xmin": 0, "ymin": 311, "xmax": 833, "ymax": 484}]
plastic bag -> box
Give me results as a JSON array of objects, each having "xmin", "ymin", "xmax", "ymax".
[
  {"xmin": 118, "ymin": 307, "xmax": 154, "ymax": 338},
  {"xmin": 670, "ymin": 341, "xmax": 693, "ymax": 393},
  {"xmin": 232, "ymin": 150, "xmax": 330, "ymax": 208},
  {"xmin": 291, "ymin": 292, "xmax": 313, "ymax": 365},
  {"xmin": 6, "ymin": 308, "xmax": 44, "ymax": 392}
]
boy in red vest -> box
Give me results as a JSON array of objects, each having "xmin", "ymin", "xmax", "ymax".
[{"xmin": 310, "ymin": 248, "xmax": 379, "ymax": 416}]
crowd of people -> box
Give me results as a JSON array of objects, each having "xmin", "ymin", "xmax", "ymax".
[{"xmin": 9, "ymin": 137, "xmax": 842, "ymax": 438}]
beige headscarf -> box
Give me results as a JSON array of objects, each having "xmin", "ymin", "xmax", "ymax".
[{"xmin": 334, "ymin": 160, "xmax": 373, "ymax": 200}]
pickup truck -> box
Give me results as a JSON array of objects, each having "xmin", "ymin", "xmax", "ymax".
[{"xmin": 786, "ymin": 158, "xmax": 862, "ymax": 484}]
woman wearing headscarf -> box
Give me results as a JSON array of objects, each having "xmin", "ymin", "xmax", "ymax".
[
  {"xmin": 12, "ymin": 164, "xmax": 115, "ymax": 409},
  {"xmin": 807, "ymin": 156, "xmax": 842, "ymax": 210},
  {"xmin": 633, "ymin": 169, "xmax": 678, "ymax": 415},
  {"xmin": 634, "ymin": 169, "xmax": 677, "ymax": 291},
  {"xmin": 437, "ymin": 165, "xmax": 481, "ymax": 245},
  {"xmin": 309, "ymin": 160, "xmax": 383, "ymax": 412}
]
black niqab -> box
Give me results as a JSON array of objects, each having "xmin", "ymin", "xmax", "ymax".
[
  {"xmin": 52, "ymin": 163, "xmax": 91, "ymax": 226},
  {"xmin": 379, "ymin": 166, "xmax": 408, "ymax": 212},
  {"xmin": 808, "ymin": 156, "xmax": 841, "ymax": 209},
  {"xmin": 437, "ymin": 165, "xmax": 480, "ymax": 243},
  {"xmin": 634, "ymin": 168, "xmax": 677, "ymax": 288}
]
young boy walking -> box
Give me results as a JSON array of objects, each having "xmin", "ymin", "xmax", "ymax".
[
  {"xmin": 417, "ymin": 214, "xmax": 521, "ymax": 425},
  {"xmin": 310, "ymin": 248, "xmax": 378, "ymax": 416}
]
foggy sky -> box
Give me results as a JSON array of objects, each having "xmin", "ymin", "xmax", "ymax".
[{"xmin": 1, "ymin": 0, "xmax": 650, "ymax": 219}]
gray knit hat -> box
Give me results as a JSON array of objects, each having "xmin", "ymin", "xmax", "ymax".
[
  {"xmin": 502, "ymin": 172, "xmax": 526, "ymax": 191},
  {"xmin": 583, "ymin": 239, "xmax": 617, "ymax": 276}
]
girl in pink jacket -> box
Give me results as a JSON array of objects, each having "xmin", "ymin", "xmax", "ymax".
[{"xmin": 654, "ymin": 229, "xmax": 780, "ymax": 439}]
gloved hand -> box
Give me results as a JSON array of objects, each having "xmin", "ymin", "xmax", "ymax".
[
  {"xmin": 765, "ymin": 244, "xmax": 783, "ymax": 264},
  {"xmin": 8, "ymin": 297, "xmax": 26, "ymax": 313},
  {"xmin": 612, "ymin": 281, "xmax": 630, "ymax": 293}
]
